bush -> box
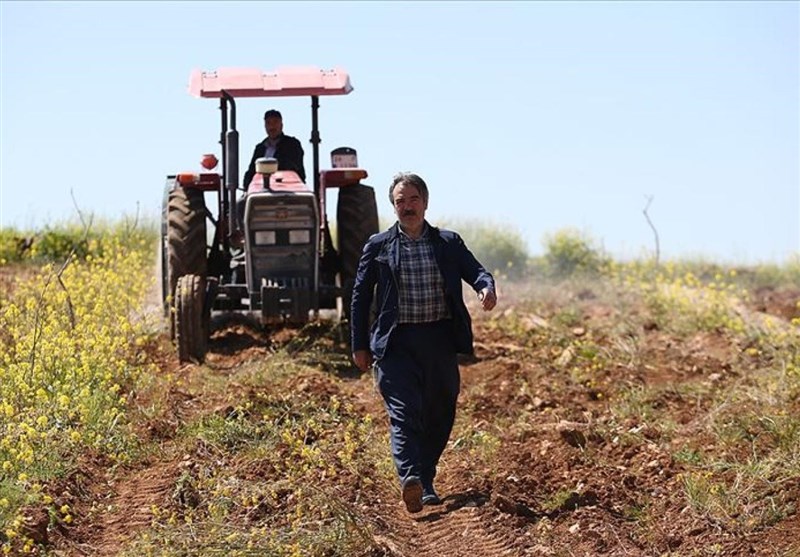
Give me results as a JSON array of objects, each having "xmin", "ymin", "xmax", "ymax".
[
  {"xmin": 743, "ymin": 255, "xmax": 800, "ymax": 289},
  {"xmin": 438, "ymin": 218, "xmax": 530, "ymax": 279},
  {"xmin": 542, "ymin": 228, "xmax": 608, "ymax": 277},
  {"xmin": 0, "ymin": 229, "xmax": 30, "ymax": 265},
  {"xmin": 29, "ymin": 226, "xmax": 90, "ymax": 261},
  {"xmin": 0, "ymin": 215, "xmax": 158, "ymax": 265}
]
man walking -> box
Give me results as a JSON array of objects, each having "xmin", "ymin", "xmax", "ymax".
[{"xmin": 350, "ymin": 172, "xmax": 497, "ymax": 513}]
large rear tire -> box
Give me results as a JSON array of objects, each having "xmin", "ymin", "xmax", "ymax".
[
  {"xmin": 158, "ymin": 179, "xmax": 175, "ymax": 312},
  {"xmin": 163, "ymin": 184, "xmax": 208, "ymax": 337},
  {"xmin": 175, "ymin": 274, "xmax": 208, "ymax": 363},
  {"xmin": 336, "ymin": 184, "xmax": 379, "ymax": 321}
]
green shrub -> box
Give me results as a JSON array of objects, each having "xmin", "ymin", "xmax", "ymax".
[
  {"xmin": 542, "ymin": 228, "xmax": 608, "ymax": 277},
  {"xmin": 1, "ymin": 216, "xmax": 158, "ymax": 265},
  {"xmin": 438, "ymin": 218, "xmax": 530, "ymax": 279},
  {"xmin": 741, "ymin": 255, "xmax": 800, "ymax": 289},
  {"xmin": 0, "ymin": 229, "xmax": 29, "ymax": 264},
  {"xmin": 29, "ymin": 226, "xmax": 89, "ymax": 261}
]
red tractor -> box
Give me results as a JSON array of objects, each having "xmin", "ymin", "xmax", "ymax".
[{"xmin": 159, "ymin": 67, "xmax": 379, "ymax": 362}]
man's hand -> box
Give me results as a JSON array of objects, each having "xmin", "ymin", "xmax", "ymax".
[
  {"xmin": 353, "ymin": 349, "xmax": 374, "ymax": 372},
  {"xmin": 478, "ymin": 287, "xmax": 497, "ymax": 311}
]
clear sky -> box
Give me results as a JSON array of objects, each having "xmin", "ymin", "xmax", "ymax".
[{"xmin": 1, "ymin": 1, "xmax": 798, "ymax": 263}]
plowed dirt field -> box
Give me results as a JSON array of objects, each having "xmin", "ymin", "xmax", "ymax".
[{"xmin": 43, "ymin": 281, "xmax": 800, "ymax": 557}]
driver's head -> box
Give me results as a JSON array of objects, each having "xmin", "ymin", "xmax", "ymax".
[{"xmin": 264, "ymin": 109, "xmax": 284, "ymax": 140}]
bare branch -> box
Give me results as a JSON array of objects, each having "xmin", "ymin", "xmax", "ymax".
[
  {"xmin": 56, "ymin": 266, "xmax": 77, "ymax": 330},
  {"xmin": 642, "ymin": 195, "xmax": 660, "ymax": 267},
  {"xmin": 70, "ymin": 189, "xmax": 90, "ymax": 231},
  {"xmin": 124, "ymin": 202, "xmax": 141, "ymax": 235}
]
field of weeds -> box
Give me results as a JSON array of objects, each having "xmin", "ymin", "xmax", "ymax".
[{"xmin": 0, "ymin": 222, "xmax": 799, "ymax": 556}]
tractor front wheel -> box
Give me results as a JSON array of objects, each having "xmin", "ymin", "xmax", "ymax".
[
  {"xmin": 175, "ymin": 274, "xmax": 208, "ymax": 363},
  {"xmin": 163, "ymin": 184, "xmax": 208, "ymax": 337}
]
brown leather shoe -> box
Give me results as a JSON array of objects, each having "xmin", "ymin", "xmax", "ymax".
[{"xmin": 402, "ymin": 478, "xmax": 423, "ymax": 513}]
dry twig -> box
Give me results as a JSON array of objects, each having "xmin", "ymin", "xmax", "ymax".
[{"xmin": 643, "ymin": 195, "xmax": 660, "ymax": 266}]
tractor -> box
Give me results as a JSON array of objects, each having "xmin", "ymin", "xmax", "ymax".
[{"xmin": 159, "ymin": 66, "xmax": 379, "ymax": 362}]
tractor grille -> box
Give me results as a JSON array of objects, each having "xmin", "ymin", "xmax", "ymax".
[
  {"xmin": 262, "ymin": 277, "xmax": 311, "ymax": 289},
  {"xmin": 244, "ymin": 191, "xmax": 319, "ymax": 295}
]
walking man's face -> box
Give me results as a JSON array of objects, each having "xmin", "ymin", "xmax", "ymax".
[{"xmin": 392, "ymin": 183, "xmax": 427, "ymax": 234}]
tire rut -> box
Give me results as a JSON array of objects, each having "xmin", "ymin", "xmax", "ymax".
[
  {"xmin": 367, "ymin": 491, "xmax": 522, "ymax": 557},
  {"xmin": 93, "ymin": 461, "xmax": 179, "ymax": 556},
  {"xmin": 425, "ymin": 513, "xmax": 519, "ymax": 557}
]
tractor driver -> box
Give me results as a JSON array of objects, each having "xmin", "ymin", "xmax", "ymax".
[{"xmin": 243, "ymin": 109, "xmax": 306, "ymax": 187}]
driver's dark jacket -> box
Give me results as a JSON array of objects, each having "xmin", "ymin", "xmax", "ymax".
[
  {"xmin": 243, "ymin": 133, "xmax": 306, "ymax": 186},
  {"xmin": 350, "ymin": 222, "xmax": 495, "ymax": 361}
]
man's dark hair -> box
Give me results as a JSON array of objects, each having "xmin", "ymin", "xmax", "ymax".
[
  {"xmin": 264, "ymin": 109, "xmax": 282, "ymax": 120},
  {"xmin": 389, "ymin": 173, "xmax": 429, "ymax": 205}
]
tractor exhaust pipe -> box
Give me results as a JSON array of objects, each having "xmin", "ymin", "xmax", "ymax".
[
  {"xmin": 311, "ymin": 95, "xmax": 320, "ymax": 200},
  {"xmin": 222, "ymin": 91, "xmax": 239, "ymax": 239}
]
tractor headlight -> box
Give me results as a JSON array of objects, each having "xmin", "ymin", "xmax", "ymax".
[
  {"xmin": 289, "ymin": 230, "xmax": 310, "ymax": 244},
  {"xmin": 254, "ymin": 230, "xmax": 276, "ymax": 245}
]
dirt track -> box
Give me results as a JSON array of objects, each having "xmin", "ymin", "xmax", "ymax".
[{"xmin": 48, "ymin": 283, "xmax": 800, "ymax": 556}]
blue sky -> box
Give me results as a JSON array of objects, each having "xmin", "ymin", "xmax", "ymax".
[{"xmin": 1, "ymin": 1, "xmax": 797, "ymax": 263}]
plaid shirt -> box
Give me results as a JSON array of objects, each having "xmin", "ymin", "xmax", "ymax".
[{"xmin": 397, "ymin": 226, "xmax": 451, "ymax": 324}]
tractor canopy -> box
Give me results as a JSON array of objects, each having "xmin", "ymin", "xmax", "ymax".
[{"xmin": 188, "ymin": 67, "xmax": 353, "ymax": 98}]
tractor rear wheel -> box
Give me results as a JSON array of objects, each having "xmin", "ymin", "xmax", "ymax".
[
  {"xmin": 163, "ymin": 185, "xmax": 207, "ymax": 337},
  {"xmin": 175, "ymin": 274, "xmax": 208, "ymax": 363},
  {"xmin": 336, "ymin": 184, "xmax": 379, "ymax": 321},
  {"xmin": 158, "ymin": 178, "xmax": 176, "ymax": 313}
]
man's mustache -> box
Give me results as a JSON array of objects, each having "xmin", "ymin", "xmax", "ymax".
[{"xmin": 402, "ymin": 210, "xmax": 416, "ymax": 217}]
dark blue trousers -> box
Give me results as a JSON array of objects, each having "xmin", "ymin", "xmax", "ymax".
[{"xmin": 375, "ymin": 320, "xmax": 460, "ymax": 488}]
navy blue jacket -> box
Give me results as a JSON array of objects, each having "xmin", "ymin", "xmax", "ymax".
[{"xmin": 351, "ymin": 222, "xmax": 495, "ymax": 360}]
